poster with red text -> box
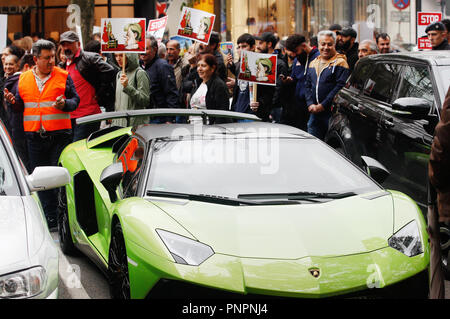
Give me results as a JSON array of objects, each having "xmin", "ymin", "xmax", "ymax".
[
  {"xmin": 238, "ymin": 51, "xmax": 277, "ymax": 86},
  {"xmin": 176, "ymin": 7, "xmax": 215, "ymax": 45},
  {"xmin": 147, "ymin": 16, "xmax": 168, "ymax": 41},
  {"xmin": 101, "ymin": 18, "xmax": 146, "ymax": 53}
]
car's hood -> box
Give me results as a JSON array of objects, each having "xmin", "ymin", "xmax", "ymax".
[
  {"xmin": 154, "ymin": 192, "xmax": 394, "ymax": 259},
  {"xmin": 0, "ymin": 197, "xmax": 28, "ymax": 269}
]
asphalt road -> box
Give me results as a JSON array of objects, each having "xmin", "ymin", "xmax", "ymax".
[
  {"xmin": 51, "ymin": 232, "xmax": 110, "ymax": 299},
  {"xmin": 51, "ymin": 231, "xmax": 450, "ymax": 299}
]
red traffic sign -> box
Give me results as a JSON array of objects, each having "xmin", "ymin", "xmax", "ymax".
[
  {"xmin": 392, "ymin": 0, "xmax": 410, "ymax": 10},
  {"xmin": 418, "ymin": 12, "xmax": 442, "ymax": 26}
]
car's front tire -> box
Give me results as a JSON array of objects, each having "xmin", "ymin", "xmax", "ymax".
[
  {"xmin": 57, "ymin": 187, "xmax": 78, "ymax": 256},
  {"xmin": 108, "ymin": 222, "xmax": 131, "ymax": 299}
]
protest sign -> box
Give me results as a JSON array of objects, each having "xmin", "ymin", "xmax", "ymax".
[
  {"xmin": 238, "ymin": 51, "xmax": 277, "ymax": 86},
  {"xmin": 219, "ymin": 42, "xmax": 234, "ymax": 59},
  {"xmin": 147, "ymin": 16, "xmax": 168, "ymax": 41},
  {"xmin": 176, "ymin": 7, "xmax": 215, "ymax": 44},
  {"xmin": 101, "ymin": 18, "xmax": 146, "ymax": 53},
  {"xmin": 0, "ymin": 15, "xmax": 7, "ymax": 52}
]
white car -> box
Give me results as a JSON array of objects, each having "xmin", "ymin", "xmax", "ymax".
[{"xmin": 0, "ymin": 122, "xmax": 70, "ymax": 299}]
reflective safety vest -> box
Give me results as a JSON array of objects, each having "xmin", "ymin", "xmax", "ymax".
[{"xmin": 18, "ymin": 67, "xmax": 72, "ymax": 132}]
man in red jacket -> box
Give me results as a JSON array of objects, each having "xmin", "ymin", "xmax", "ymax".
[{"xmin": 59, "ymin": 31, "xmax": 116, "ymax": 141}]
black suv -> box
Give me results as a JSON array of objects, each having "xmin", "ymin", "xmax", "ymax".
[
  {"xmin": 327, "ymin": 51, "xmax": 450, "ymax": 210},
  {"xmin": 327, "ymin": 51, "xmax": 450, "ymax": 275}
]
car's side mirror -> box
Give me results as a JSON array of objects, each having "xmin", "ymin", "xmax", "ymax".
[
  {"xmin": 26, "ymin": 167, "xmax": 70, "ymax": 192},
  {"xmin": 361, "ymin": 156, "xmax": 390, "ymax": 184},
  {"xmin": 392, "ymin": 97, "xmax": 432, "ymax": 120},
  {"xmin": 100, "ymin": 163, "xmax": 123, "ymax": 203}
]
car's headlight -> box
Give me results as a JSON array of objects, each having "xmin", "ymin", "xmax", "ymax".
[
  {"xmin": 0, "ymin": 267, "xmax": 47, "ymax": 299},
  {"xmin": 388, "ymin": 220, "xmax": 423, "ymax": 257},
  {"xmin": 156, "ymin": 229, "xmax": 214, "ymax": 266}
]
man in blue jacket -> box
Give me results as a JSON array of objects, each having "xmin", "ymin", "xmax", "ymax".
[
  {"xmin": 284, "ymin": 34, "xmax": 320, "ymax": 130},
  {"xmin": 141, "ymin": 35, "xmax": 179, "ymax": 123},
  {"xmin": 305, "ymin": 30, "xmax": 349, "ymax": 140}
]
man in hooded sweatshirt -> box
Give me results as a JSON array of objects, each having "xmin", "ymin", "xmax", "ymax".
[
  {"xmin": 113, "ymin": 53, "xmax": 150, "ymax": 127},
  {"xmin": 305, "ymin": 30, "xmax": 349, "ymax": 140}
]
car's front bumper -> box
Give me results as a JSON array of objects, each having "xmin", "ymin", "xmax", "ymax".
[{"xmin": 126, "ymin": 240, "xmax": 430, "ymax": 299}]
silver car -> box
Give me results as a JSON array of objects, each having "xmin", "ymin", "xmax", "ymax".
[{"xmin": 0, "ymin": 122, "xmax": 70, "ymax": 299}]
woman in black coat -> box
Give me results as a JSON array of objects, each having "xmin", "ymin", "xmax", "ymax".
[{"xmin": 189, "ymin": 53, "xmax": 230, "ymax": 124}]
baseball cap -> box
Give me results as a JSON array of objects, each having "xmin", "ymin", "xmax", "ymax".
[
  {"xmin": 329, "ymin": 24, "xmax": 342, "ymax": 31},
  {"xmin": 255, "ymin": 32, "xmax": 278, "ymax": 48},
  {"xmin": 425, "ymin": 21, "xmax": 446, "ymax": 33},
  {"xmin": 60, "ymin": 31, "xmax": 80, "ymax": 43},
  {"xmin": 337, "ymin": 27, "xmax": 357, "ymax": 38}
]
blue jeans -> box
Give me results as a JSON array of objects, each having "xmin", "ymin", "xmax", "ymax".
[
  {"xmin": 307, "ymin": 112, "xmax": 331, "ymax": 140},
  {"xmin": 26, "ymin": 131, "xmax": 72, "ymax": 225}
]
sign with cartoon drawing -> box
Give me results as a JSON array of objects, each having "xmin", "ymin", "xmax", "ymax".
[
  {"xmin": 176, "ymin": 7, "xmax": 215, "ymax": 44},
  {"xmin": 100, "ymin": 18, "xmax": 146, "ymax": 53},
  {"xmin": 238, "ymin": 51, "xmax": 277, "ymax": 86},
  {"xmin": 219, "ymin": 42, "xmax": 234, "ymax": 59}
]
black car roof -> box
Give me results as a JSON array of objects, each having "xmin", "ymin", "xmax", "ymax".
[
  {"xmin": 135, "ymin": 122, "xmax": 312, "ymax": 142},
  {"xmin": 363, "ymin": 51, "xmax": 450, "ymax": 66}
]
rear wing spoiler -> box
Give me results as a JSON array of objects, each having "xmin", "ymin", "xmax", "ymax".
[{"xmin": 76, "ymin": 109, "xmax": 261, "ymax": 126}]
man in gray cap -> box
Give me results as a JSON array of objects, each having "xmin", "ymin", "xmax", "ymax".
[
  {"xmin": 336, "ymin": 27, "xmax": 359, "ymax": 73},
  {"xmin": 59, "ymin": 30, "xmax": 117, "ymax": 141},
  {"xmin": 426, "ymin": 21, "xmax": 450, "ymax": 50}
]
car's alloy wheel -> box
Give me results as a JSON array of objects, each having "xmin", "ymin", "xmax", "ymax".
[
  {"xmin": 57, "ymin": 187, "xmax": 78, "ymax": 255},
  {"xmin": 109, "ymin": 223, "xmax": 131, "ymax": 299}
]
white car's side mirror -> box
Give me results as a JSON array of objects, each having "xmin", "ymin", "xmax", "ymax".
[{"xmin": 26, "ymin": 167, "xmax": 71, "ymax": 192}]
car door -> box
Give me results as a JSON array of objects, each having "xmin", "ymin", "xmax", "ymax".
[
  {"xmin": 377, "ymin": 63, "xmax": 437, "ymax": 211},
  {"xmin": 330, "ymin": 60, "xmax": 377, "ymax": 166},
  {"xmin": 342, "ymin": 61, "xmax": 402, "ymax": 167}
]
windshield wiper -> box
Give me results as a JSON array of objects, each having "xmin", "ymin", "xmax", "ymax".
[
  {"xmin": 238, "ymin": 191, "xmax": 357, "ymax": 201},
  {"xmin": 146, "ymin": 190, "xmax": 297, "ymax": 206}
]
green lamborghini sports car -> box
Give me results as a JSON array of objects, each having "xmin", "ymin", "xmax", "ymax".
[{"xmin": 57, "ymin": 109, "xmax": 430, "ymax": 299}]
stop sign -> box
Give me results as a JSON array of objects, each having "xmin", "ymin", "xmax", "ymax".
[{"xmin": 417, "ymin": 12, "xmax": 442, "ymax": 50}]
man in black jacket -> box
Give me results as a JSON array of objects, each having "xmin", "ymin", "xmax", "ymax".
[
  {"xmin": 141, "ymin": 35, "xmax": 179, "ymax": 123},
  {"xmin": 426, "ymin": 22, "xmax": 450, "ymax": 50},
  {"xmin": 59, "ymin": 31, "xmax": 116, "ymax": 141},
  {"xmin": 336, "ymin": 27, "xmax": 359, "ymax": 73}
]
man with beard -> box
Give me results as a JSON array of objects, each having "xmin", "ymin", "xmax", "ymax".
[
  {"xmin": 284, "ymin": 34, "xmax": 320, "ymax": 130},
  {"xmin": 336, "ymin": 27, "xmax": 358, "ymax": 73},
  {"xmin": 59, "ymin": 31, "xmax": 116, "ymax": 141},
  {"xmin": 375, "ymin": 33, "xmax": 398, "ymax": 54},
  {"xmin": 253, "ymin": 32, "xmax": 288, "ymax": 122}
]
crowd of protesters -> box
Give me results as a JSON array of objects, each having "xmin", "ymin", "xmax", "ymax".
[{"xmin": 1, "ymin": 19, "xmax": 450, "ymax": 231}]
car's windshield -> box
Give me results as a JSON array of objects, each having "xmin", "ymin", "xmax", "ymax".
[
  {"xmin": 0, "ymin": 139, "xmax": 20, "ymax": 196},
  {"xmin": 437, "ymin": 66, "xmax": 450, "ymax": 93},
  {"xmin": 146, "ymin": 138, "xmax": 380, "ymax": 199}
]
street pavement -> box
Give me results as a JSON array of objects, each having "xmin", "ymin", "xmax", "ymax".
[
  {"xmin": 51, "ymin": 231, "xmax": 450, "ymax": 299},
  {"xmin": 51, "ymin": 232, "xmax": 110, "ymax": 299}
]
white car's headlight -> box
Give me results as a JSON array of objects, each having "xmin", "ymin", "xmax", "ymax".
[
  {"xmin": 388, "ymin": 220, "xmax": 423, "ymax": 257},
  {"xmin": 0, "ymin": 267, "xmax": 47, "ymax": 299},
  {"xmin": 156, "ymin": 229, "xmax": 214, "ymax": 266}
]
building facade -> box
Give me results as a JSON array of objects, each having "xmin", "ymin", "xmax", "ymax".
[{"xmin": 1, "ymin": 0, "xmax": 449, "ymax": 48}]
